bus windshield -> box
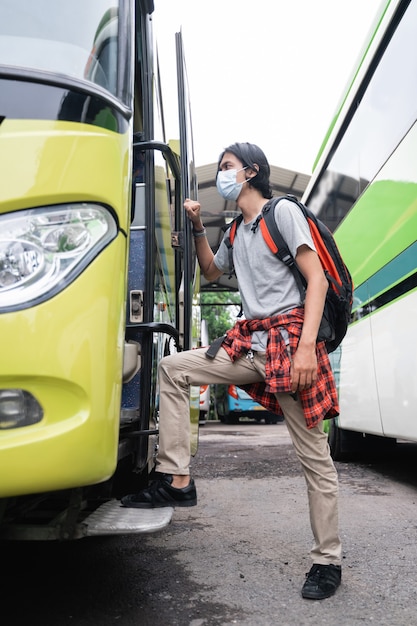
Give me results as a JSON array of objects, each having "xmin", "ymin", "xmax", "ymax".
[{"xmin": 0, "ymin": 0, "xmax": 122, "ymax": 100}]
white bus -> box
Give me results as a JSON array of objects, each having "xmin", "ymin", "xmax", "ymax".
[{"xmin": 302, "ymin": 0, "xmax": 417, "ymax": 460}]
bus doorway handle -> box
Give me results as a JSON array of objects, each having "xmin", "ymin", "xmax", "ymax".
[
  {"xmin": 132, "ymin": 322, "xmax": 181, "ymax": 352},
  {"xmin": 133, "ymin": 140, "xmax": 181, "ymax": 181}
]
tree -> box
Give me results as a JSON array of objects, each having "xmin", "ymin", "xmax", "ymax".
[{"xmin": 200, "ymin": 291, "xmax": 241, "ymax": 342}]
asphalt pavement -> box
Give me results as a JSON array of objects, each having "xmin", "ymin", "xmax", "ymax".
[{"xmin": 3, "ymin": 420, "xmax": 417, "ymax": 625}]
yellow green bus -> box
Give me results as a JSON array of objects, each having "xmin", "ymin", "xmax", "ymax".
[
  {"xmin": 302, "ymin": 0, "xmax": 417, "ymax": 460},
  {"xmin": 0, "ymin": 0, "xmax": 200, "ymax": 539}
]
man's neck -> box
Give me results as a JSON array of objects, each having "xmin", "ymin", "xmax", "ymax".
[{"xmin": 238, "ymin": 191, "xmax": 269, "ymax": 224}]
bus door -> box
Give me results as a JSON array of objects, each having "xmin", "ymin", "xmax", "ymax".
[
  {"xmin": 176, "ymin": 29, "xmax": 200, "ymax": 453},
  {"xmin": 117, "ymin": 26, "xmax": 198, "ymax": 481}
]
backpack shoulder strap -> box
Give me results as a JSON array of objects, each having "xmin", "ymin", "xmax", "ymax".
[
  {"xmin": 282, "ymin": 195, "xmax": 353, "ymax": 299},
  {"xmin": 223, "ymin": 213, "xmax": 243, "ymax": 277},
  {"xmin": 260, "ymin": 196, "xmax": 306, "ymax": 298}
]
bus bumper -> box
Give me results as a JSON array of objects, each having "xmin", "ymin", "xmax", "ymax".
[{"xmin": 0, "ymin": 237, "xmax": 127, "ymax": 497}]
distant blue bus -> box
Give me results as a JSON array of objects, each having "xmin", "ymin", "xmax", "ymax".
[{"xmin": 214, "ymin": 384, "xmax": 283, "ymax": 425}]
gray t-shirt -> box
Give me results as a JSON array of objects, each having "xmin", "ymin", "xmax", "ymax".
[{"xmin": 213, "ymin": 198, "xmax": 316, "ymax": 351}]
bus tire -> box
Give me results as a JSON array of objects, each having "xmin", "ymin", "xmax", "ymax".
[
  {"xmin": 328, "ymin": 420, "xmax": 364, "ymax": 462},
  {"xmin": 264, "ymin": 413, "xmax": 282, "ymax": 424},
  {"xmin": 363, "ymin": 433, "xmax": 397, "ymax": 457},
  {"xmin": 225, "ymin": 412, "xmax": 240, "ymax": 425},
  {"xmin": 215, "ymin": 400, "xmax": 226, "ymax": 422}
]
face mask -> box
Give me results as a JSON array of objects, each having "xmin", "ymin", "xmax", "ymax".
[{"xmin": 216, "ymin": 167, "xmax": 248, "ymax": 201}]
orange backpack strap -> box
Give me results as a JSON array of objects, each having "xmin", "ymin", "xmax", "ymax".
[{"xmin": 224, "ymin": 214, "xmax": 243, "ymax": 277}]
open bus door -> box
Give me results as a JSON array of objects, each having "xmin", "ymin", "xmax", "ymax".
[{"xmin": 175, "ymin": 30, "xmax": 200, "ymax": 455}]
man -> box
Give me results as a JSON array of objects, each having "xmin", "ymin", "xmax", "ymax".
[{"xmin": 121, "ymin": 142, "xmax": 342, "ymax": 600}]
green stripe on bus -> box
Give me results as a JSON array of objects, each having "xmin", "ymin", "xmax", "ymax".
[
  {"xmin": 335, "ymin": 179, "xmax": 417, "ymax": 287},
  {"xmin": 353, "ymin": 240, "xmax": 417, "ymax": 306}
]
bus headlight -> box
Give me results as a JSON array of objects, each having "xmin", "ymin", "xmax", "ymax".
[
  {"xmin": 0, "ymin": 204, "xmax": 118, "ymax": 311},
  {"xmin": 0, "ymin": 389, "xmax": 43, "ymax": 429}
]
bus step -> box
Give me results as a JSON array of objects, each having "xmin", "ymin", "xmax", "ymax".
[{"xmin": 83, "ymin": 499, "xmax": 174, "ymax": 536}]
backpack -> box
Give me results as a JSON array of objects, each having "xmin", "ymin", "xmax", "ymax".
[{"xmin": 224, "ymin": 194, "xmax": 353, "ymax": 353}]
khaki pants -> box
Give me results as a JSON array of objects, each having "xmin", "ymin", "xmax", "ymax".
[{"xmin": 157, "ymin": 346, "xmax": 341, "ymax": 565}]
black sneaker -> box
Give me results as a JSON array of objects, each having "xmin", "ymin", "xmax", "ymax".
[
  {"xmin": 120, "ymin": 475, "xmax": 197, "ymax": 508},
  {"xmin": 301, "ymin": 563, "xmax": 341, "ymax": 600}
]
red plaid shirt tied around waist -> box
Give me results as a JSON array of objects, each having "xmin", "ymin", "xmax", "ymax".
[{"xmin": 221, "ymin": 308, "xmax": 339, "ymax": 429}]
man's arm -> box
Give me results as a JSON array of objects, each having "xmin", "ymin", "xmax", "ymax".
[
  {"xmin": 291, "ymin": 245, "xmax": 328, "ymax": 392},
  {"xmin": 184, "ymin": 198, "xmax": 223, "ymax": 282}
]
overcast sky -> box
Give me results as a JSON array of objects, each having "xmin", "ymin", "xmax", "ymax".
[{"xmin": 153, "ymin": 0, "xmax": 384, "ymax": 174}]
